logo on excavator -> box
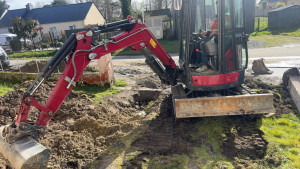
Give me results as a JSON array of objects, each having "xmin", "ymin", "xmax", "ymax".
[{"xmin": 150, "ymin": 38, "xmax": 157, "ymax": 48}]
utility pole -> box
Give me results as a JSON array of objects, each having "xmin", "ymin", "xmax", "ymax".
[{"xmin": 142, "ymin": 1, "xmax": 145, "ymax": 23}]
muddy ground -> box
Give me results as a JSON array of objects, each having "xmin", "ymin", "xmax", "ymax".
[{"xmin": 0, "ymin": 59, "xmax": 297, "ymax": 168}]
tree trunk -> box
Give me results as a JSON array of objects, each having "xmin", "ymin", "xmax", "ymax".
[
  {"xmin": 105, "ymin": 0, "xmax": 112, "ymax": 22},
  {"xmin": 23, "ymin": 38, "xmax": 26, "ymax": 48}
]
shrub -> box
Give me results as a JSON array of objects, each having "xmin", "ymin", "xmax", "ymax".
[
  {"xmin": 262, "ymin": 0, "xmax": 268, "ymax": 9},
  {"xmin": 60, "ymin": 33, "xmax": 66, "ymax": 42},
  {"xmin": 9, "ymin": 50, "xmax": 57, "ymax": 59},
  {"xmin": 276, "ymin": 2, "xmax": 286, "ymax": 8},
  {"xmin": 41, "ymin": 43, "xmax": 49, "ymax": 49},
  {"xmin": 9, "ymin": 38, "xmax": 22, "ymax": 52},
  {"xmin": 56, "ymin": 42, "xmax": 64, "ymax": 47}
]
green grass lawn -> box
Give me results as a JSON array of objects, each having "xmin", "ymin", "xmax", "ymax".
[
  {"xmin": 8, "ymin": 50, "xmax": 57, "ymax": 60},
  {"xmin": 0, "ymin": 82, "xmax": 19, "ymax": 96},
  {"xmin": 254, "ymin": 17, "xmax": 269, "ymax": 32},
  {"xmin": 250, "ymin": 35, "xmax": 300, "ymax": 47},
  {"xmin": 250, "ymin": 17, "xmax": 300, "ymax": 47},
  {"xmin": 251, "ymin": 17, "xmax": 300, "ymax": 37},
  {"xmin": 73, "ymin": 79, "xmax": 127, "ymax": 104},
  {"xmin": 252, "ymin": 28, "xmax": 300, "ymax": 37},
  {"xmin": 260, "ymin": 113, "xmax": 300, "ymax": 168},
  {"xmin": 8, "ymin": 39, "xmax": 179, "ymax": 60}
]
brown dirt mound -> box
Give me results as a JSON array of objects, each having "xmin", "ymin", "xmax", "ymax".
[
  {"xmin": 18, "ymin": 60, "xmax": 98, "ymax": 73},
  {"xmin": 135, "ymin": 74, "xmax": 164, "ymax": 89},
  {"xmin": 245, "ymin": 79, "xmax": 295, "ymax": 116},
  {"xmin": 114, "ymin": 66, "xmax": 143, "ymax": 76},
  {"xmin": 19, "ymin": 61, "xmax": 66, "ymax": 73},
  {"xmin": 132, "ymin": 95, "xmax": 190, "ymax": 155},
  {"xmin": 0, "ymin": 79, "xmax": 158, "ymax": 168}
]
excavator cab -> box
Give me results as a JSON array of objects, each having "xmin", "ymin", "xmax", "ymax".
[
  {"xmin": 172, "ymin": 0, "xmax": 275, "ymax": 118},
  {"xmin": 179, "ymin": 0, "xmax": 248, "ymax": 90}
]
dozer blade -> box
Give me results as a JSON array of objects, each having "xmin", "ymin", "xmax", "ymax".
[
  {"xmin": 0, "ymin": 126, "xmax": 50, "ymax": 169},
  {"xmin": 174, "ymin": 93, "xmax": 275, "ymax": 118}
]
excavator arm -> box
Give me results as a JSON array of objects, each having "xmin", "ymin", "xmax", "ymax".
[
  {"xmin": 0, "ymin": 17, "xmax": 179, "ymax": 169},
  {"xmin": 18, "ymin": 17, "xmax": 177, "ymax": 127}
]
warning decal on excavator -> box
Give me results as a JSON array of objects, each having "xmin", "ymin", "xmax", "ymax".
[{"xmin": 150, "ymin": 38, "xmax": 157, "ymax": 48}]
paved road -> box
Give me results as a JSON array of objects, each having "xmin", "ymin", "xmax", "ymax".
[
  {"xmin": 8, "ymin": 44, "xmax": 300, "ymax": 77},
  {"xmin": 248, "ymin": 44, "xmax": 300, "ymax": 58}
]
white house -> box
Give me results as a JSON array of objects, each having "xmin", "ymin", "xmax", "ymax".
[{"xmin": 0, "ymin": 2, "xmax": 105, "ymax": 42}]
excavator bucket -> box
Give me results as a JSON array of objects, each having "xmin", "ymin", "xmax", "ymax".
[
  {"xmin": 173, "ymin": 93, "xmax": 275, "ymax": 118},
  {"xmin": 0, "ymin": 126, "xmax": 50, "ymax": 169}
]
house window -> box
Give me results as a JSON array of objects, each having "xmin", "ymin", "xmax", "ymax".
[
  {"xmin": 69, "ymin": 25, "xmax": 76, "ymax": 30},
  {"xmin": 50, "ymin": 27, "xmax": 58, "ymax": 38}
]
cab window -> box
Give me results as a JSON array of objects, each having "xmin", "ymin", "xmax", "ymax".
[{"xmin": 234, "ymin": 0, "xmax": 244, "ymax": 28}]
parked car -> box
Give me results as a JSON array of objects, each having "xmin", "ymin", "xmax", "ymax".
[
  {"xmin": 0, "ymin": 46, "xmax": 10, "ymax": 68},
  {"xmin": 0, "ymin": 34, "xmax": 17, "ymax": 51},
  {"xmin": 0, "ymin": 34, "xmax": 32, "ymax": 51}
]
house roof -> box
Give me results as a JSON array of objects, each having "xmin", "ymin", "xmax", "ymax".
[
  {"xmin": 145, "ymin": 9, "xmax": 171, "ymax": 17},
  {"xmin": 269, "ymin": 5, "xmax": 300, "ymax": 12},
  {"xmin": 0, "ymin": 9, "xmax": 26, "ymax": 27},
  {"xmin": 0, "ymin": 2, "xmax": 93, "ymax": 28}
]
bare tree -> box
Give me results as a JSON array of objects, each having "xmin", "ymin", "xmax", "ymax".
[
  {"xmin": 105, "ymin": 0, "xmax": 112, "ymax": 22},
  {"xmin": 74, "ymin": 0, "xmax": 121, "ymax": 22},
  {"xmin": 110, "ymin": 1, "xmax": 122, "ymax": 21},
  {"xmin": 155, "ymin": 0, "xmax": 163, "ymax": 10},
  {"xmin": 144, "ymin": 0, "xmax": 154, "ymax": 11},
  {"xmin": 0, "ymin": 0, "xmax": 9, "ymax": 16},
  {"xmin": 143, "ymin": 0, "xmax": 171, "ymax": 10},
  {"xmin": 163, "ymin": 0, "xmax": 171, "ymax": 9},
  {"xmin": 34, "ymin": 1, "xmax": 46, "ymax": 8}
]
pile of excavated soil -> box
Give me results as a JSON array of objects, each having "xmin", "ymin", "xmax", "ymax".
[
  {"xmin": 0, "ymin": 72, "xmax": 164, "ymax": 168},
  {"xmin": 18, "ymin": 61, "xmax": 65, "ymax": 73},
  {"xmin": 245, "ymin": 78, "xmax": 294, "ymax": 116},
  {"xmin": 114, "ymin": 66, "xmax": 143, "ymax": 76},
  {"xmin": 16, "ymin": 60, "xmax": 98, "ymax": 73}
]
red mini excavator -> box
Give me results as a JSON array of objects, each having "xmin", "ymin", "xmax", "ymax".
[{"xmin": 0, "ymin": 0, "xmax": 275, "ymax": 168}]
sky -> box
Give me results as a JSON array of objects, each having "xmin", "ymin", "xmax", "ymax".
[
  {"xmin": 7, "ymin": 0, "xmax": 53, "ymax": 9},
  {"xmin": 7, "ymin": 0, "xmax": 259, "ymax": 10}
]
